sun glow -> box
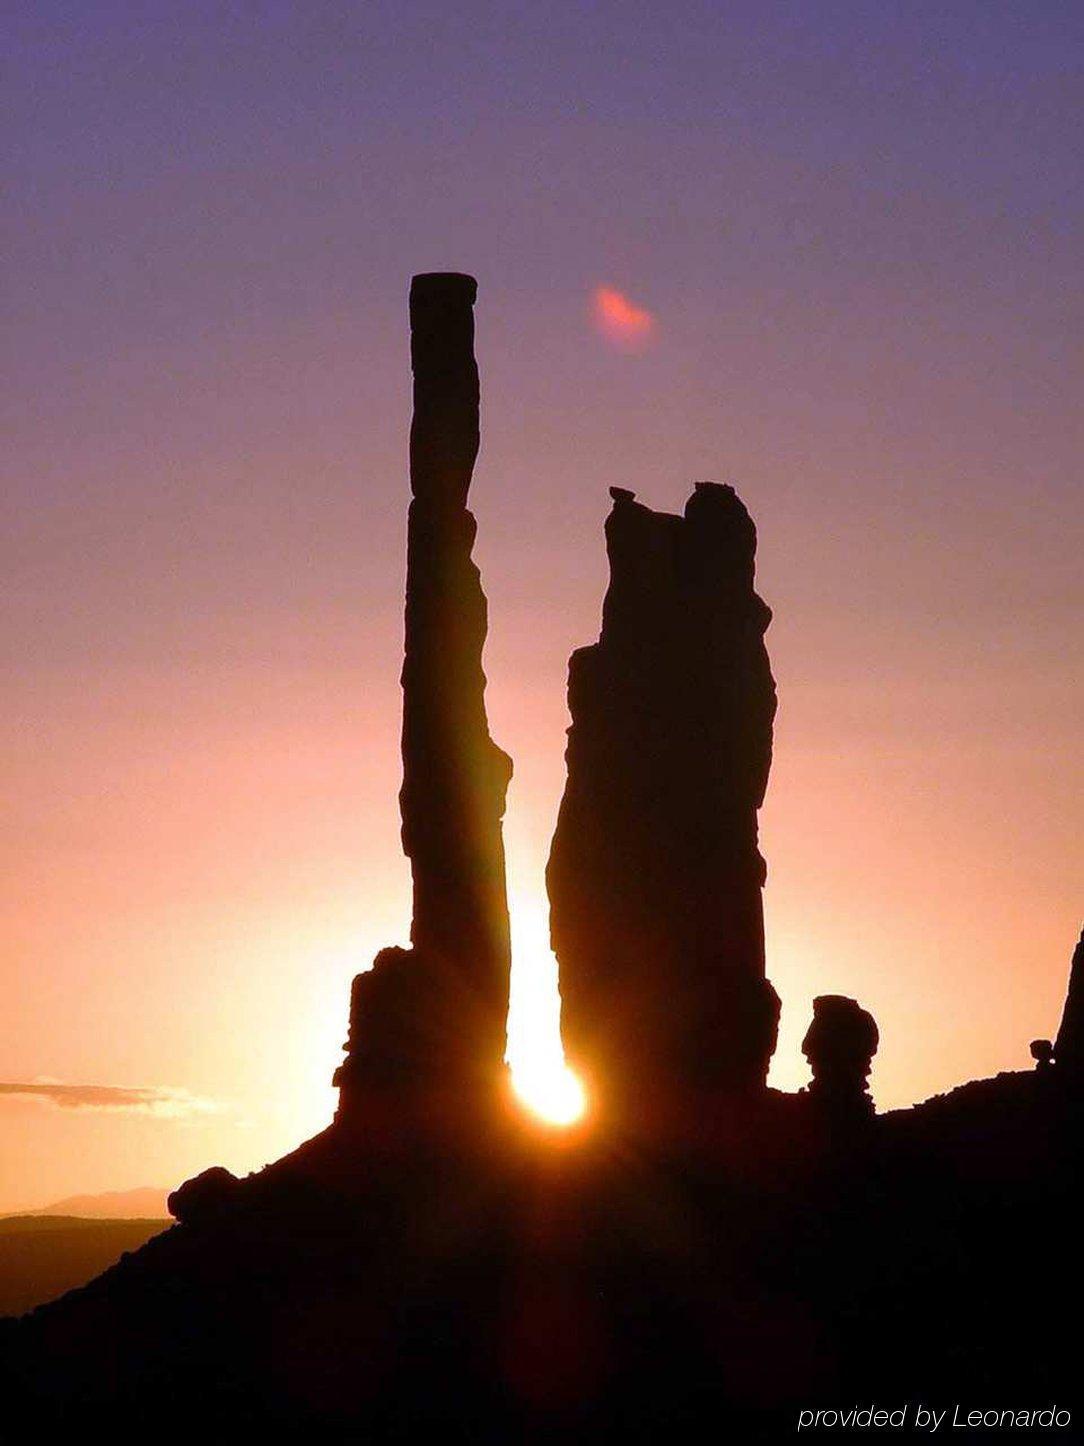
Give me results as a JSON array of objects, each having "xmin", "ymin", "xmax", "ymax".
[
  {"xmin": 512, "ymin": 1059, "xmax": 586, "ymax": 1127},
  {"xmin": 506, "ymin": 890, "xmax": 586, "ymax": 1127}
]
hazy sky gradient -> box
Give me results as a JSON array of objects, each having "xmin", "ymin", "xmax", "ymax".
[{"xmin": 3, "ymin": 1, "xmax": 1081, "ymax": 1209}]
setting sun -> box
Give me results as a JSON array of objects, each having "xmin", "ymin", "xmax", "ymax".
[
  {"xmin": 506, "ymin": 890, "xmax": 586, "ymax": 1126},
  {"xmin": 512, "ymin": 1059, "xmax": 586, "ymax": 1127}
]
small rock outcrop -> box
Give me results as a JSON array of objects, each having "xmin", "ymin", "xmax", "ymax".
[
  {"xmin": 167, "ymin": 1166, "xmax": 239, "ymax": 1225},
  {"xmin": 802, "ymin": 995, "xmax": 879, "ymax": 1121},
  {"xmin": 336, "ymin": 275, "xmax": 513, "ymax": 1120},
  {"xmin": 547, "ymin": 483, "xmax": 778, "ymax": 1115},
  {"xmin": 1030, "ymin": 1038, "xmax": 1054, "ymax": 1071}
]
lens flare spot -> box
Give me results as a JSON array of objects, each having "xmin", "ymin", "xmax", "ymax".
[{"xmin": 592, "ymin": 284, "xmax": 655, "ymax": 349}]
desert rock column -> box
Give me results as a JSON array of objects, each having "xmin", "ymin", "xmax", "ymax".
[
  {"xmin": 547, "ymin": 483, "xmax": 779, "ymax": 1120},
  {"xmin": 1053, "ymin": 928, "xmax": 1084, "ymax": 1086},
  {"xmin": 401, "ymin": 272, "xmax": 513, "ymax": 1059},
  {"xmin": 336, "ymin": 275, "xmax": 512, "ymax": 1118}
]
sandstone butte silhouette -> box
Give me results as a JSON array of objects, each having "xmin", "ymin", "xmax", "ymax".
[
  {"xmin": 548, "ymin": 479, "xmax": 781, "ymax": 1122},
  {"xmin": 3, "ymin": 275, "xmax": 1080, "ymax": 1442}
]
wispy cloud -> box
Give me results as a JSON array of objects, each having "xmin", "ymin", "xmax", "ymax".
[{"xmin": 0, "ymin": 1080, "xmax": 219, "ymax": 1118}]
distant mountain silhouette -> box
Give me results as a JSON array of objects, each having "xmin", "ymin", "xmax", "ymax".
[
  {"xmin": 6, "ymin": 1187, "xmax": 171, "ymax": 1220},
  {"xmin": 3, "ymin": 276, "xmax": 1079, "ymax": 1440}
]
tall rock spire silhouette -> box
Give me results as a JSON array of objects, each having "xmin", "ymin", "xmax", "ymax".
[
  {"xmin": 1053, "ymin": 928, "xmax": 1084, "ymax": 1083},
  {"xmin": 547, "ymin": 483, "xmax": 779, "ymax": 1122},
  {"xmin": 401, "ymin": 273, "xmax": 513, "ymax": 1057},
  {"xmin": 336, "ymin": 274, "xmax": 512, "ymax": 1117}
]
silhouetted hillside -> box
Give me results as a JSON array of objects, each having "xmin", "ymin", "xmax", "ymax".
[
  {"xmin": 4, "ymin": 1079, "xmax": 1078, "ymax": 1437},
  {"xmin": 0, "ymin": 1215, "xmax": 170, "ymax": 1317}
]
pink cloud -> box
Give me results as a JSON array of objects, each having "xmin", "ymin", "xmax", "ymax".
[{"xmin": 0, "ymin": 1080, "xmax": 219, "ymax": 1118}]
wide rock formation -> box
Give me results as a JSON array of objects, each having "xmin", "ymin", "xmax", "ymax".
[
  {"xmin": 547, "ymin": 483, "xmax": 779, "ymax": 1117},
  {"xmin": 336, "ymin": 274, "xmax": 512, "ymax": 1118}
]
